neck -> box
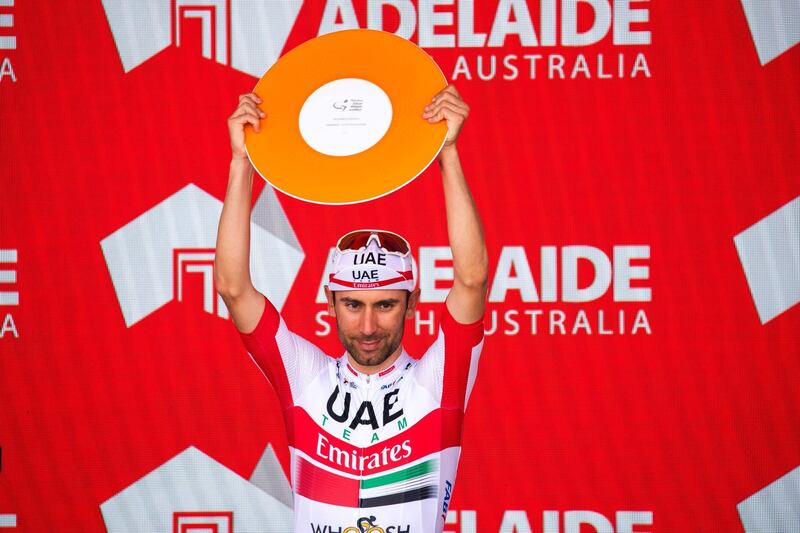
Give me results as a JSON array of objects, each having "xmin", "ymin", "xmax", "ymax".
[{"xmin": 348, "ymin": 345, "xmax": 404, "ymax": 375}]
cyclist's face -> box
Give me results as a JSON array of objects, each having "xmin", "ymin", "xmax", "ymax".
[{"xmin": 327, "ymin": 288, "xmax": 418, "ymax": 368}]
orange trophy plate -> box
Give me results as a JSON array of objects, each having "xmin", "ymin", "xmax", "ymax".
[{"xmin": 245, "ymin": 29, "xmax": 448, "ymax": 205}]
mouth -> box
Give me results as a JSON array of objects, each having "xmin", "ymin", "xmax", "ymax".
[{"xmin": 357, "ymin": 339, "xmax": 381, "ymax": 352}]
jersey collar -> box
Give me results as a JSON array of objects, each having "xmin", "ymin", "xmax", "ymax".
[{"xmin": 339, "ymin": 350, "xmax": 412, "ymax": 388}]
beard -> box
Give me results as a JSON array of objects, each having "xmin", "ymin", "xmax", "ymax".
[{"xmin": 337, "ymin": 322, "xmax": 405, "ymax": 368}]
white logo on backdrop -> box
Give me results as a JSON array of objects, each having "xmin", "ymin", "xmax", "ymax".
[
  {"xmin": 0, "ymin": 248, "xmax": 19, "ymax": 339},
  {"xmin": 0, "ymin": 0, "xmax": 17, "ymax": 84},
  {"xmin": 738, "ymin": 464, "xmax": 800, "ymax": 532},
  {"xmin": 734, "ymin": 195, "xmax": 800, "ymax": 324},
  {"xmin": 100, "ymin": 445, "xmax": 293, "ymax": 532},
  {"xmin": 100, "ymin": 0, "xmax": 303, "ymax": 75},
  {"xmin": 100, "ymin": 183, "xmax": 304, "ymax": 327},
  {"xmin": 740, "ymin": 0, "xmax": 800, "ymax": 65},
  {"xmin": 0, "ymin": 0, "xmax": 15, "ymax": 50},
  {"xmin": 0, "ymin": 514, "xmax": 16, "ymax": 529},
  {"xmin": 313, "ymin": 245, "xmax": 653, "ymax": 338},
  {"xmin": 0, "ymin": 249, "xmax": 18, "ymax": 306},
  {"xmin": 442, "ymin": 509, "xmax": 653, "ymax": 532},
  {"xmin": 101, "ymin": 1, "xmax": 653, "ymax": 82}
]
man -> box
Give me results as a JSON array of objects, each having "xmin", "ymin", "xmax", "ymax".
[{"xmin": 215, "ymin": 84, "xmax": 488, "ymax": 533}]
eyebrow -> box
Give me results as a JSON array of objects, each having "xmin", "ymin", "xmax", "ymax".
[{"xmin": 339, "ymin": 297, "xmax": 400, "ymax": 305}]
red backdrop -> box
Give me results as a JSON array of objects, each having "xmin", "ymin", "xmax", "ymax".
[{"xmin": 1, "ymin": 1, "xmax": 799, "ymax": 532}]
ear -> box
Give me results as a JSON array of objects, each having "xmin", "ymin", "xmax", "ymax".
[
  {"xmin": 405, "ymin": 288, "xmax": 421, "ymax": 319},
  {"xmin": 324, "ymin": 286, "xmax": 336, "ymax": 317}
]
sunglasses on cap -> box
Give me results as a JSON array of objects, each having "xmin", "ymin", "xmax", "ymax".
[{"xmin": 336, "ymin": 229, "xmax": 411, "ymax": 256}]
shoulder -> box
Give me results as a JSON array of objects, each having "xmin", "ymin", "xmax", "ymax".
[{"xmin": 439, "ymin": 303, "xmax": 485, "ymax": 347}]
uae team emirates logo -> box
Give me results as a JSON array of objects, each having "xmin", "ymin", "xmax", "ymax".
[{"xmin": 100, "ymin": 183, "xmax": 303, "ymax": 327}]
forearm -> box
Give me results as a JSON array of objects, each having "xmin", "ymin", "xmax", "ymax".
[
  {"xmin": 215, "ymin": 158, "xmax": 256, "ymax": 297},
  {"xmin": 439, "ymin": 145, "xmax": 488, "ymax": 288}
]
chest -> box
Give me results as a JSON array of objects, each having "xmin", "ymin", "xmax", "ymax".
[{"xmin": 295, "ymin": 365, "xmax": 438, "ymax": 448}]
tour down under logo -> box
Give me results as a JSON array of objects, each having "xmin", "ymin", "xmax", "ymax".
[
  {"xmin": 740, "ymin": 0, "xmax": 800, "ymax": 65},
  {"xmin": 100, "ymin": 444, "xmax": 294, "ymax": 532},
  {"xmin": 101, "ymin": 0, "xmax": 302, "ymax": 75},
  {"xmin": 100, "ymin": 183, "xmax": 304, "ymax": 327}
]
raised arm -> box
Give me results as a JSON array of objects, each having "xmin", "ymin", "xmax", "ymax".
[
  {"xmin": 214, "ymin": 93, "xmax": 267, "ymax": 333},
  {"xmin": 423, "ymin": 85, "xmax": 488, "ymax": 323}
]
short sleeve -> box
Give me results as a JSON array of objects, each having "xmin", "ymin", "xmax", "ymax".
[
  {"xmin": 239, "ymin": 298, "xmax": 329, "ymax": 409},
  {"xmin": 440, "ymin": 304, "xmax": 485, "ymax": 346},
  {"xmin": 415, "ymin": 305, "xmax": 485, "ymax": 411}
]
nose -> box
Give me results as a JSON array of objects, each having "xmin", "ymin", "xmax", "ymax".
[{"xmin": 359, "ymin": 306, "xmax": 378, "ymax": 337}]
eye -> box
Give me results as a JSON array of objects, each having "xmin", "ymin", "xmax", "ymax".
[
  {"xmin": 344, "ymin": 301, "xmax": 361, "ymax": 310},
  {"xmin": 378, "ymin": 302, "xmax": 394, "ymax": 311}
]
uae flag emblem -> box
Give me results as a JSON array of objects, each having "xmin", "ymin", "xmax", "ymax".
[{"xmin": 296, "ymin": 456, "xmax": 440, "ymax": 507}]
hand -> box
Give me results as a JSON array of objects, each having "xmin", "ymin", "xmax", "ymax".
[
  {"xmin": 421, "ymin": 85, "xmax": 470, "ymax": 147},
  {"xmin": 228, "ymin": 93, "xmax": 266, "ymax": 161}
]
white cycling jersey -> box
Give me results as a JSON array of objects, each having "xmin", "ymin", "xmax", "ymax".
[{"xmin": 240, "ymin": 299, "xmax": 484, "ymax": 533}]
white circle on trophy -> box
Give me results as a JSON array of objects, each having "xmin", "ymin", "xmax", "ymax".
[{"xmin": 298, "ymin": 78, "xmax": 393, "ymax": 157}]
